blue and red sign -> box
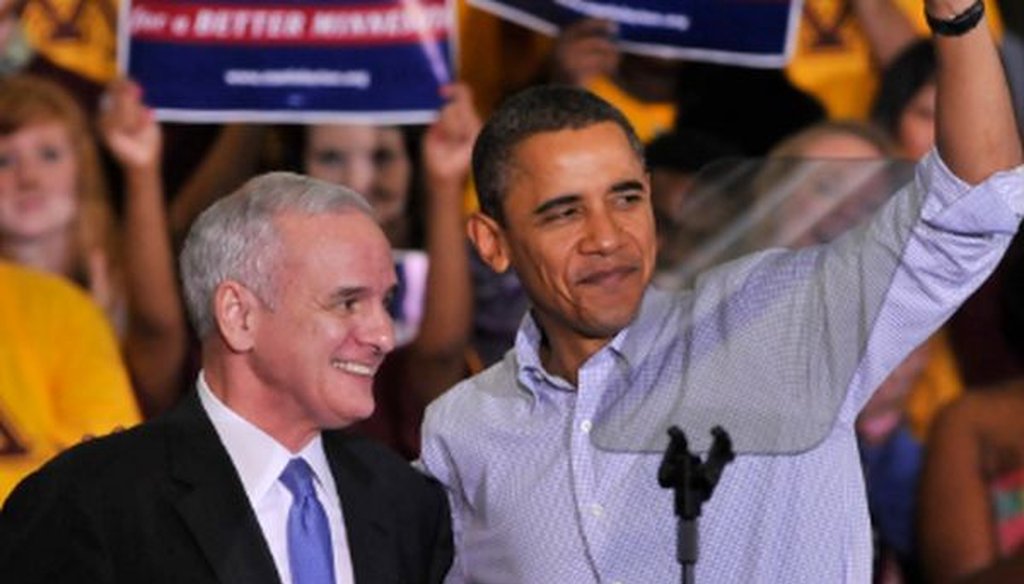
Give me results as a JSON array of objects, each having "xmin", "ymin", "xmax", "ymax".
[
  {"xmin": 120, "ymin": 0, "xmax": 453, "ymax": 123},
  {"xmin": 471, "ymin": 0, "xmax": 799, "ymax": 68}
]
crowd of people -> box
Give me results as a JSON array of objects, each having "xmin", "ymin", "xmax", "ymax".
[{"xmin": 0, "ymin": 0, "xmax": 1023, "ymax": 582}]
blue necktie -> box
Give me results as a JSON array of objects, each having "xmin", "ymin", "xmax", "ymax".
[{"xmin": 280, "ymin": 458, "xmax": 335, "ymax": 584}]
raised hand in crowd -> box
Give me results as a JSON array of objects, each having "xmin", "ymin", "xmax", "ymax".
[
  {"xmin": 851, "ymin": 0, "xmax": 919, "ymax": 67},
  {"xmin": 410, "ymin": 82, "xmax": 480, "ymax": 404},
  {"xmin": 423, "ymin": 83, "xmax": 481, "ymax": 193},
  {"xmin": 98, "ymin": 78, "xmax": 187, "ymax": 416},
  {"xmin": 99, "ymin": 79, "xmax": 160, "ymax": 171},
  {"xmin": 550, "ymin": 17, "xmax": 620, "ymax": 86}
]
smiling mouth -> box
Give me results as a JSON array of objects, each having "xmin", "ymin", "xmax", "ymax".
[
  {"xmin": 330, "ymin": 359, "xmax": 376, "ymax": 377},
  {"xmin": 577, "ymin": 265, "xmax": 638, "ymax": 286}
]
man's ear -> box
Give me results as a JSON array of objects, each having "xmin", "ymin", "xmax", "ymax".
[
  {"xmin": 213, "ymin": 280, "xmax": 260, "ymax": 352},
  {"xmin": 467, "ymin": 212, "xmax": 511, "ymax": 273}
]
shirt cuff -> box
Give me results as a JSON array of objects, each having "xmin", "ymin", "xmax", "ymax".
[{"xmin": 922, "ymin": 148, "xmax": 1024, "ymax": 231}]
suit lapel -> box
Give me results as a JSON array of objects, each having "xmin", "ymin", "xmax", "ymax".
[
  {"xmin": 166, "ymin": 393, "xmax": 281, "ymax": 584},
  {"xmin": 325, "ymin": 432, "xmax": 398, "ymax": 583}
]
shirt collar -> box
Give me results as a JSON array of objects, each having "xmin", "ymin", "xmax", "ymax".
[
  {"xmin": 514, "ymin": 286, "xmax": 673, "ymax": 395},
  {"xmin": 197, "ymin": 372, "xmax": 332, "ymax": 503}
]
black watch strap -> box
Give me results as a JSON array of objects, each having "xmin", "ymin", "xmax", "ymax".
[{"xmin": 926, "ymin": 0, "xmax": 985, "ymax": 37}]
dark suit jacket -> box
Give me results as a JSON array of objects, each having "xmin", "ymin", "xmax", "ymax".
[{"xmin": 0, "ymin": 391, "xmax": 453, "ymax": 583}]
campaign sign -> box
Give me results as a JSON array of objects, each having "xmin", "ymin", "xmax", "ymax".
[
  {"xmin": 119, "ymin": 0, "xmax": 453, "ymax": 123},
  {"xmin": 470, "ymin": 0, "xmax": 800, "ymax": 68}
]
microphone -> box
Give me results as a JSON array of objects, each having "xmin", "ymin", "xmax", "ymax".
[{"xmin": 658, "ymin": 425, "xmax": 735, "ymax": 584}]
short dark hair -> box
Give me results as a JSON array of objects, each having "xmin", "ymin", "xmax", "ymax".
[
  {"xmin": 871, "ymin": 39, "xmax": 936, "ymax": 137},
  {"xmin": 471, "ymin": 85, "xmax": 644, "ymax": 224}
]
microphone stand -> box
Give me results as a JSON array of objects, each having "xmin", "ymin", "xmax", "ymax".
[{"xmin": 658, "ymin": 425, "xmax": 735, "ymax": 584}]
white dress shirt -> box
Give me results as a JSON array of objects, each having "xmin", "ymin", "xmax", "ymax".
[{"xmin": 198, "ymin": 373, "xmax": 355, "ymax": 584}]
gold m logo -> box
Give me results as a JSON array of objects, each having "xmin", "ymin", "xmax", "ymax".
[
  {"xmin": 21, "ymin": 0, "xmax": 117, "ymax": 42},
  {"xmin": 0, "ymin": 410, "xmax": 27, "ymax": 456}
]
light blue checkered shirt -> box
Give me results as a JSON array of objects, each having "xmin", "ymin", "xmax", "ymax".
[{"xmin": 421, "ymin": 152, "xmax": 1024, "ymax": 583}]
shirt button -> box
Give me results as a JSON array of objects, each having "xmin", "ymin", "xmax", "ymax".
[
  {"xmin": 580, "ymin": 419, "xmax": 592, "ymax": 434},
  {"xmin": 590, "ymin": 503, "xmax": 604, "ymax": 518}
]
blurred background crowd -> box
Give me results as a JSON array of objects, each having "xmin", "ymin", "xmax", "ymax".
[{"xmin": 1, "ymin": 0, "xmax": 1024, "ymax": 582}]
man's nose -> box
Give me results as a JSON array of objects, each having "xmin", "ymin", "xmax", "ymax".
[
  {"xmin": 580, "ymin": 207, "xmax": 624, "ymax": 254},
  {"xmin": 361, "ymin": 301, "xmax": 396, "ymax": 356}
]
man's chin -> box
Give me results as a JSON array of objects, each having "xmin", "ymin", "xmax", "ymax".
[
  {"xmin": 590, "ymin": 291, "xmax": 644, "ymax": 325},
  {"xmin": 352, "ymin": 399, "xmax": 376, "ymax": 423},
  {"xmin": 578, "ymin": 307, "xmax": 641, "ymax": 340},
  {"xmin": 324, "ymin": 398, "xmax": 376, "ymax": 429}
]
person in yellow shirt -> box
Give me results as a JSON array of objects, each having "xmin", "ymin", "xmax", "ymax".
[
  {"xmin": 546, "ymin": 17, "xmax": 678, "ymax": 143},
  {"xmin": 0, "ymin": 260, "xmax": 139, "ymax": 501}
]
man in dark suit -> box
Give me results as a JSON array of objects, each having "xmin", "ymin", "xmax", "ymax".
[{"xmin": 0, "ymin": 172, "xmax": 453, "ymax": 583}]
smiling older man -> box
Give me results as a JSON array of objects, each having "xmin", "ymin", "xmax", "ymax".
[{"xmin": 0, "ymin": 173, "xmax": 452, "ymax": 584}]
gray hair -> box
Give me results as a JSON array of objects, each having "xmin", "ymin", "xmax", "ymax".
[{"xmin": 180, "ymin": 171, "xmax": 373, "ymax": 338}]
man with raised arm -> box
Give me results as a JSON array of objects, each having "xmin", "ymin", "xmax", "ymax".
[{"xmin": 420, "ymin": 1, "xmax": 1023, "ymax": 581}]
